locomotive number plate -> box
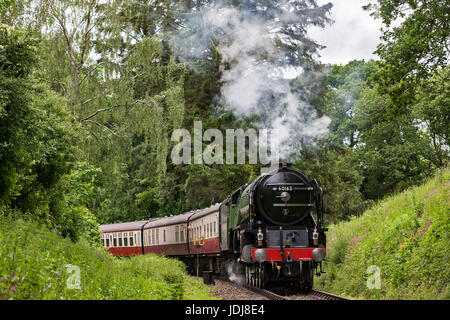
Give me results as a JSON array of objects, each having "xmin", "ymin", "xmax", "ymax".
[{"xmin": 275, "ymin": 186, "xmax": 294, "ymax": 191}]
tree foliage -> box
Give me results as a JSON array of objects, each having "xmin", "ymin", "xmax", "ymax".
[
  {"xmin": 0, "ymin": 25, "xmax": 100, "ymax": 243},
  {"xmin": 364, "ymin": 0, "xmax": 450, "ymax": 114},
  {"xmin": 0, "ymin": 1, "xmax": 447, "ymax": 236}
]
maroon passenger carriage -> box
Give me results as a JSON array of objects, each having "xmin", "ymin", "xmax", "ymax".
[
  {"xmin": 99, "ymin": 204, "xmax": 222, "ymax": 274},
  {"xmin": 100, "ymin": 220, "xmax": 148, "ymax": 257}
]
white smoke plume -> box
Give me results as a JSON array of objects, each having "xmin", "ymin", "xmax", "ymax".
[
  {"xmin": 225, "ymin": 260, "xmax": 245, "ymax": 285},
  {"xmin": 169, "ymin": 1, "xmax": 333, "ymax": 161}
]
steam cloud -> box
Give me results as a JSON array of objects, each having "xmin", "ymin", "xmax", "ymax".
[
  {"xmin": 169, "ymin": 1, "xmax": 332, "ymax": 161},
  {"xmin": 225, "ymin": 261, "xmax": 245, "ymax": 285}
]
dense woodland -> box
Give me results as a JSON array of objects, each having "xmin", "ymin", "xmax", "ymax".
[{"xmin": 0, "ymin": 0, "xmax": 448, "ymax": 245}]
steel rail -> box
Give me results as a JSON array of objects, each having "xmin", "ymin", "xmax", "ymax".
[
  {"xmin": 214, "ymin": 276, "xmax": 350, "ymax": 301},
  {"xmin": 214, "ymin": 276, "xmax": 287, "ymax": 300},
  {"xmin": 309, "ymin": 288, "xmax": 351, "ymax": 300}
]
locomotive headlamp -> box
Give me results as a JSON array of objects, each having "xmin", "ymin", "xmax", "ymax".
[
  {"xmin": 312, "ymin": 248, "xmax": 326, "ymax": 262},
  {"xmin": 313, "ymin": 227, "xmax": 319, "ymax": 246},
  {"xmin": 257, "ymin": 228, "xmax": 264, "ymax": 247},
  {"xmin": 254, "ymin": 249, "xmax": 267, "ymax": 263},
  {"xmin": 257, "ymin": 228, "xmax": 263, "ymax": 241}
]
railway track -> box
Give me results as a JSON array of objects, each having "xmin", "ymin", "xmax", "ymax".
[
  {"xmin": 308, "ymin": 288, "xmax": 350, "ymax": 300},
  {"xmin": 243, "ymin": 283, "xmax": 288, "ymax": 300},
  {"xmin": 263, "ymin": 287, "xmax": 350, "ymax": 301},
  {"xmin": 213, "ymin": 276, "xmax": 350, "ymax": 301}
]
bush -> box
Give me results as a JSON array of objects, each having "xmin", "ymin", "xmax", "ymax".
[
  {"xmin": 0, "ymin": 215, "xmax": 214, "ymax": 300},
  {"xmin": 316, "ymin": 169, "xmax": 450, "ymax": 299}
]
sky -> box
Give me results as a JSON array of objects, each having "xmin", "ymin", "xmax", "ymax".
[{"xmin": 308, "ymin": 0, "xmax": 383, "ymax": 65}]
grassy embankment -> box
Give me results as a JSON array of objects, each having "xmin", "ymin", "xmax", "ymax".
[
  {"xmin": 0, "ymin": 215, "xmax": 215, "ymax": 300},
  {"xmin": 316, "ymin": 169, "xmax": 449, "ymax": 299}
]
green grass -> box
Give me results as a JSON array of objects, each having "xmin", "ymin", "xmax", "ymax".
[
  {"xmin": 316, "ymin": 169, "xmax": 450, "ymax": 300},
  {"xmin": 0, "ymin": 215, "xmax": 215, "ymax": 300}
]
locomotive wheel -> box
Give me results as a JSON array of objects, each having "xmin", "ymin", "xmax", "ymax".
[{"xmin": 245, "ymin": 264, "xmax": 265, "ymax": 288}]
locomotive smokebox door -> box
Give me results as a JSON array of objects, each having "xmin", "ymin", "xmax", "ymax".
[{"xmin": 255, "ymin": 167, "xmax": 314, "ymax": 226}]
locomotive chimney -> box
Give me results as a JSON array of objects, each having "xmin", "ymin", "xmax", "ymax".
[{"xmin": 279, "ymin": 162, "xmax": 292, "ymax": 169}]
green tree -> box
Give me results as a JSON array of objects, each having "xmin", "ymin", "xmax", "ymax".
[
  {"xmin": 364, "ymin": 0, "xmax": 450, "ymax": 115},
  {"xmin": 0, "ymin": 25, "xmax": 101, "ymax": 243},
  {"xmin": 50, "ymin": 162, "xmax": 102, "ymax": 244},
  {"xmin": 412, "ymin": 67, "xmax": 449, "ymax": 168},
  {"xmin": 0, "ymin": 25, "xmax": 39, "ymax": 203},
  {"xmin": 354, "ymin": 86, "xmax": 431, "ymax": 199},
  {"xmin": 324, "ymin": 60, "xmax": 378, "ymax": 148},
  {"xmin": 294, "ymin": 145, "xmax": 368, "ymax": 222}
]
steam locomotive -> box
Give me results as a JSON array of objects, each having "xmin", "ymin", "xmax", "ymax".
[{"xmin": 99, "ymin": 163, "xmax": 326, "ymax": 289}]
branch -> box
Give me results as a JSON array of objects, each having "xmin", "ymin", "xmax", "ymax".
[
  {"xmin": 78, "ymin": 99, "xmax": 150, "ymax": 122},
  {"xmin": 48, "ymin": 0, "xmax": 76, "ymax": 68},
  {"xmin": 79, "ymin": 61, "xmax": 104, "ymax": 86},
  {"xmin": 79, "ymin": 0, "xmax": 97, "ymax": 70},
  {"xmin": 83, "ymin": 119, "xmax": 126, "ymax": 138},
  {"xmin": 79, "ymin": 102, "xmax": 132, "ymax": 122}
]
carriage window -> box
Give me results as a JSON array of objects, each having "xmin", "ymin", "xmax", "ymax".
[
  {"xmin": 180, "ymin": 227, "xmax": 184, "ymax": 242},
  {"xmin": 113, "ymin": 238, "xmax": 117, "ymax": 247},
  {"xmin": 129, "ymin": 235, "xmax": 134, "ymax": 246},
  {"xmin": 124, "ymin": 237, "xmax": 128, "ymax": 246},
  {"xmin": 118, "ymin": 237, "xmax": 122, "ymax": 247},
  {"xmin": 164, "ymin": 230, "xmax": 166, "ymax": 243},
  {"xmin": 106, "ymin": 238, "xmax": 110, "ymax": 247},
  {"xmin": 152, "ymin": 229, "xmax": 155, "ymax": 245},
  {"xmin": 156, "ymin": 229, "xmax": 159, "ymax": 244},
  {"xmin": 214, "ymin": 221, "xmax": 216, "ymax": 235},
  {"xmin": 175, "ymin": 226, "xmax": 179, "ymax": 243}
]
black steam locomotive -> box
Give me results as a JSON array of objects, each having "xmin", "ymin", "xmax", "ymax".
[{"xmin": 221, "ymin": 162, "xmax": 327, "ymax": 289}]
